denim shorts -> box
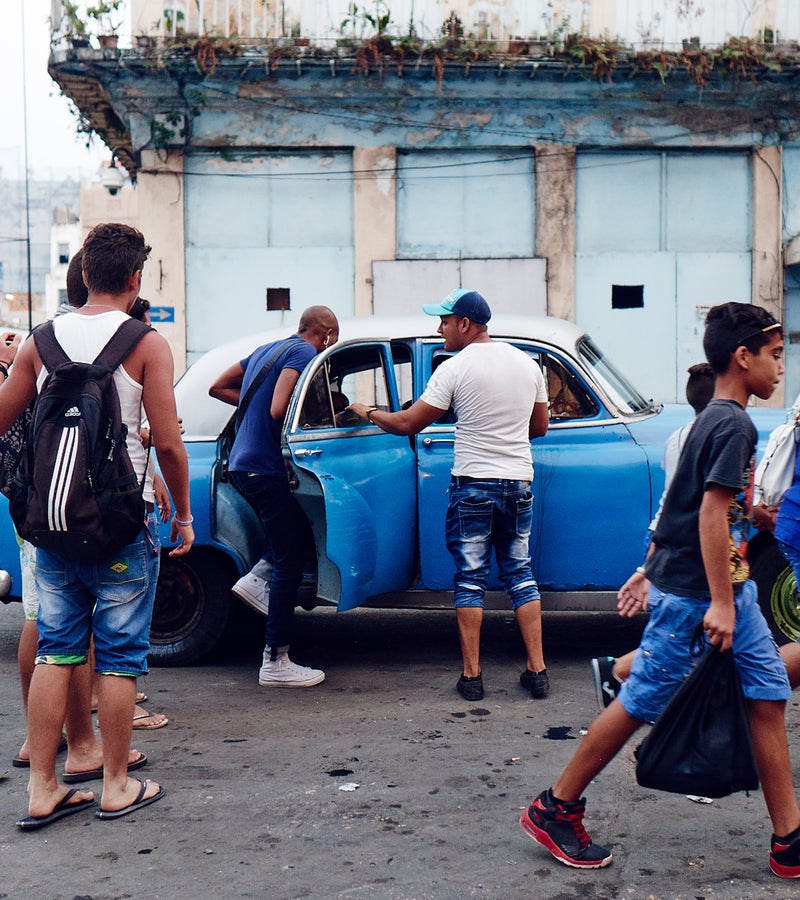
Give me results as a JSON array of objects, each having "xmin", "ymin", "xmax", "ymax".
[
  {"xmin": 34, "ymin": 512, "xmax": 161, "ymax": 677},
  {"xmin": 445, "ymin": 476, "xmax": 539, "ymax": 610},
  {"xmin": 618, "ymin": 579, "xmax": 790, "ymax": 722}
]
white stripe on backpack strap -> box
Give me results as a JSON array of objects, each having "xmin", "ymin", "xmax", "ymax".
[{"xmin": 48, "ymin": 427, "xmax": 79, "ymax": 532}]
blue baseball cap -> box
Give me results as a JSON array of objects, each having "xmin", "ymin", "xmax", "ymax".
[{"xmin": 422, "ymin": 288, "xmax": 492, "ymax": 325}]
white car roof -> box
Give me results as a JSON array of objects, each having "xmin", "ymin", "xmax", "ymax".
[{"xmin": 176, "ymin": 313, "xmax": 589, "ymax": 439}]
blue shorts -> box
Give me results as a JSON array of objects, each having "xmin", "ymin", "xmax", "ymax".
[
  {"xmin": 618, "ymin": 579, "xmax": 790, "ymax": 722},
  {"xmin": 445, "ymin": 477, "xmax": 540, "ymax": 610},
  {"xmin": 34, "ymin": 512, "xmax": 161, "ymax": 677}
]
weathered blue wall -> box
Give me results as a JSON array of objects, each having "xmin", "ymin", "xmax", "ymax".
[{"xmin": 49, "ymin": 49, "xmax": 800, "ymax": 396}]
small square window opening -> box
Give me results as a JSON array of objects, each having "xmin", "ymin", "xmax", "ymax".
[
  {"xmin": 267, "ymin": 288, "xmax": 290, "ymax": 311},
  {"xmin": 611, "ymin": 285, "xmax": 644, "ymax": 309}
]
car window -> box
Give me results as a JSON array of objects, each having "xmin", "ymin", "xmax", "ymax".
[
  {"xmin": 578, "ymin": 336, "xmax": 653, "ymax": 415},
  {"xmin": 391, "ymin": 341, "xmax": 414, "ymax": 409},
  {"xmin": 513, "ymin": 345, "xmax": 600, "ymax": 421},
  {"xmin": 541, "ymin": 355, "xmax": 599, "ymax": 420},
  {"xmin": 297, "ymin": 345, "xmax": 393, "ymax": 430}
]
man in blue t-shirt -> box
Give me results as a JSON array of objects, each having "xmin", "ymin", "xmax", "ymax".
[{"xmin": 210, "ymin": 306, "xmax": 338, "ymax": 687}]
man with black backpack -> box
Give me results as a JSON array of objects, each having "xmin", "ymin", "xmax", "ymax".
[{"xmin": 0, "ymin": 223, "xmax": 193, "ymax": 829}]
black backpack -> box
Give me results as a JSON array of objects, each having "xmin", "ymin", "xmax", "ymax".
[{"xmin": 9, "ymin": 318, "xmax": 152, "ymax": 561}]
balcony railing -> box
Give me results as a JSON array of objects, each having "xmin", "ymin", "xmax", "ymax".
[{"xmin": 50, "ymin": 0, "xmax": 800, "ymax": 53}]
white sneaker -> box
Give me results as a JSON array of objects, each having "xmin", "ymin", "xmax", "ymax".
[
  {"xmin": 232, "ymin": 572, "xmax": 270, "ymax": 616},
  {"xmin": 258, "ymin": 649, "xmax": 325, "ymax": 688}
]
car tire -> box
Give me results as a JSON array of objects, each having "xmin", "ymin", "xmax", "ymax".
[
  {"xmin": 148, "ymin": 550, "xmax": 232, "ymax": 666},
  {"xmin": 748, "ymin": 530, "xmax": 800, "ymax": 646}
]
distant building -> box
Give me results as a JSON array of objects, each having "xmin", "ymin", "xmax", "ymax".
[{"xmin": 0, "ymin": 174, "xmax": 79, "ymax": 329}]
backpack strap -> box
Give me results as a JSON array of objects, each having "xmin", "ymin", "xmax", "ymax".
[
  {"xmin": 33, "ymin": 317, "xmax": 153, "ymax": 374},
  {"xmin": 93, "ymin": 319, "xmax": 153, "ymax": 371},
  {"xmin": 236, "ymin": 336, "xmax": 303, "ymax": 430},
  {"xmin": 32, "ymin": 320, "xmax": 69, "ymax": 373}
]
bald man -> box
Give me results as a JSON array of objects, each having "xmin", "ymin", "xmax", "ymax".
[{"xmin": 210, "ymin": 306, "xmax": 339, "ymax": 687}]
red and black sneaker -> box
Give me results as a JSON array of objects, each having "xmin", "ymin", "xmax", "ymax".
[
  {"xmin": 520, "ymin": 789, "xmax": 613, "ymax": 869},
  {"xmin": 770, "ymin": 827, "xmax": 800, "ymax": 878}
]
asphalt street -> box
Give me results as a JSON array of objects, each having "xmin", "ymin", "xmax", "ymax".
[{"xmin": 2, "ymin": 599, "xmax": 800, "ymax": 900}]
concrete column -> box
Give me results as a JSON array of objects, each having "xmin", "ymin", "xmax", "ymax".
[
  {"xmin": 353, "ymin": 147, "xmax": 396, "ymax": 317},
  {"xmin": 752, "ymin": 145, "xmax": 784, "ymax": 406},
  {"xmin": 535, "ymin": 145, "xmax": 576, "ymax": 321},
  {"xmin": 137, "ymin": 150, "xmax": 187, "ymax": 375}
]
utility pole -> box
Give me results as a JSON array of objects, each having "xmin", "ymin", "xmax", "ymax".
[{"xmin": 21, "ymin": 0, "xmax": 33, "ymax": 332}]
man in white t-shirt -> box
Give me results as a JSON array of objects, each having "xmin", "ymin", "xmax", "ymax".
[{"xmin": 349, "ymin": 289, "xmax": 549, "ymax": 701}]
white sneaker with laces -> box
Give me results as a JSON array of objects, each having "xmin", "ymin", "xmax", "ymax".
[
  {"xmin": 232, "ymin": 572, "xmax": 270, "ymax": 616},
  {"xmin": 258, "ymin": 648, "xmax": 325, "ymax": 688}
]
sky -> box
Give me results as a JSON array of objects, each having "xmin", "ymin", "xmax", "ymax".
[{"xmin": 0, "ymin": 0, "xmax": 106, "ymax": 180}]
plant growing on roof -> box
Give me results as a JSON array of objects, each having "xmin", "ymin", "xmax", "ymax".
[
  {"xmin": 86, "ymin": 0, "xmax": 123, "ymax": 34},
  {"xmin": 340, "ymin": 1, "xmax": 392, "ymax": 40},
  {"xmin": 61, "ymin": 2, "xmax": 89, "ymax": 44}
]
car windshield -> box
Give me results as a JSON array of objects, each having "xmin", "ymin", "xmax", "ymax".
[{"xmin": 577, "ymin": 336, "xmax": 653, "ymax": 415}]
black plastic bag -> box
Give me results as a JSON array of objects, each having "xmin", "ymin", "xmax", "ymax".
[{"xmin": 635, "ymin": 644, "xmax": 759, "ymax": 799}]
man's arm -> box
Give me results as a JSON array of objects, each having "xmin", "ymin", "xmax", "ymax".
[
  {"xmin": 0, "ymin": 335, "xmax": 37, "ymax": 434},
  {"xmin": 271, "ymin": 368, "xmax": 302, "ymax": 420},
  {"xmin": 140, "ymin": 332, "xmax": 194, "ymax": 556},
  {"xmin": 529, "ymin": 401, "xmax": 549, "ymax": 438},
  {"xmin": 347, "ymin": 399, "xmax": 446, "ymax": 436},
  {"xmin": 699, "ymin": 484, "xmax": 737, "ymax": 651},
  {"xmin": 208, "ymin": 361, "xmax": 245, "ymax": 406}
]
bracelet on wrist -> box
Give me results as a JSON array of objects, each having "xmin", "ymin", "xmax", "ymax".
[
  {"xmin": 366, "ymin": 406, "xmax": 379, "ymax": 423},
  {"xmin": 635, "ymin": 565, "xmax": 647, "ymax": 576},
  {"xmin": 174, "ymin": 514, "xmax": 194, "ymax": 526}
]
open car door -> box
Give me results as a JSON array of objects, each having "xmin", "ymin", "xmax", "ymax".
[{"xmin": 283, "ymin": 340, "xmax": 418, "ymax": 611}]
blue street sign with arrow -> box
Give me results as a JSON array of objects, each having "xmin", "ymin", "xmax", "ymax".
[{"xmin": 148, "ymin": 306, "xmax": 175, "ymax": 323}]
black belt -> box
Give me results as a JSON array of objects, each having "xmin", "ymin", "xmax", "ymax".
[
  {"xmin": 451, "ymin": 475, "xmax": 500, "ymax": 484},
  {"xmin": 451, "ymin": 475, "xmax": 530, "ymax": 486}
]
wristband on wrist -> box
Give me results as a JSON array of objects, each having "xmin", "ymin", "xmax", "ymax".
[
  {"xmin": 174, "ymin": 514, "xmax": 194, "ymax": 526},
  {"xmin": 635, "ymin": 565, "xmax": 647, "ymax": 576},
  {"xmin": 366, "ymin": 406, "xmax": 379, "ymax": 423}
]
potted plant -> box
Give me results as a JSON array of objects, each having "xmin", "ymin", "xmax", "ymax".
[
  {"xmin": 87, "ymin": 0, "xmax": 123, "ymax": 48},
  {"xmin": 62, "ymin": 1, "xmax": 90, "ymax": 48}
]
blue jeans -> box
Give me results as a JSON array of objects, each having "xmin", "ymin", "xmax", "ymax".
[
  {"xmin": 619, "ymin": 580, "xmax": 790, "ymax": 722},
  {"xmin": 231, "ymin": 471, "xmax": 312, "ymax": 649},
  {"xmin": 35, "ymin": 512, "xmax": 161, "ymax": 677},
  {"xmin": 445, "ymin": 476, "xmax": 540, "ymax": 609}
]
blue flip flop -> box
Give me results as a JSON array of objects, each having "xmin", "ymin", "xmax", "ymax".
[
  {"xmin": 16, "ymin": 788, "xmax": 95, "ymax": 830},
  {"xmin": 62, "ymin": 751, "xmax": 148, "ymax": 784},
  {"xmin": 95, "ymin": 779, "xmax": 165, "ymax": 820},
  {"xmin": 13, "ymin": 734, "xmax": 68, "ymax": 768}
]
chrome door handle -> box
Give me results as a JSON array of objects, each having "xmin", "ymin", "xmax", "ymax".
[
  {"xmin": 422, "ymin": 437, "xmax": 454, "ymax": 447},
  {"xmin": 295, "ymin": 448, "xmax": 323, "ymax": 458}
]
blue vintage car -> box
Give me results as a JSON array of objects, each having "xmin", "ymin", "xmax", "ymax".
[{"xmin": 0, "ymin": 314, "xmax": 791, "ymax": 664}]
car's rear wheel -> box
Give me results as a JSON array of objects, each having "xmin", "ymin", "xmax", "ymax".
[
  {"xmin": 748, "ymin": 531, "xmax": 800, "ymax": 646},
  {"xmin": 148, "ymin": 550, "xmax": 232, "ymax": 666}
]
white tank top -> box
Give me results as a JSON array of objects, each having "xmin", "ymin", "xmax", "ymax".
[{"xmin": 36, "ymin": 310, "xmax": 155, "ymax": 502}]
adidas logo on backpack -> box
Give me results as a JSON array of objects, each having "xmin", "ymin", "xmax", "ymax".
[{"xmin": 10, "ymin": 318, "xmax": 152, "ymax": 561}]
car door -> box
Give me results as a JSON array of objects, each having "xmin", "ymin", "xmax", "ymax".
[
  {"xmin": 416, "ymin": 341, "xmax": 652, "ymax": 592},
  {"xmin": 283, "ymin": 340, "xmax": 418, "ymax": 611}
]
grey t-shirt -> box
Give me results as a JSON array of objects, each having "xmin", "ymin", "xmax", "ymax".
[{"xmin": 647, "ymin": 399, "xmax": 756, "ymax": 598}]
